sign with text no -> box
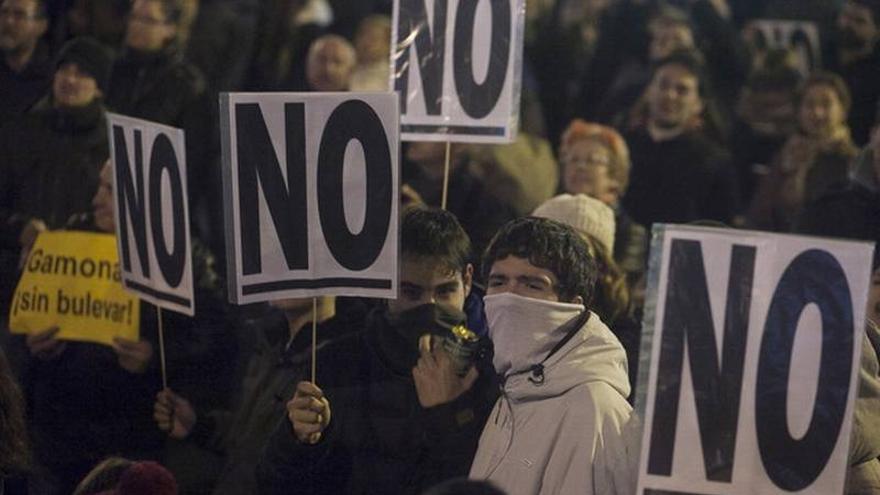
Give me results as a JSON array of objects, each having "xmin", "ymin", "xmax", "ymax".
[
  {"xmin": 392, "ymin": 0, "xmax": 525, "ymax": 143},
  {"xmin": 108, "ymin": 113, "xmax": 194, "ymax": 316},
  {"xmin": 636, "ymin": 225, "xmax": 872, "ymax": 495},
  {"xmin": 220, "ymin": 92, "xmax": 399, "ymax": 304}
]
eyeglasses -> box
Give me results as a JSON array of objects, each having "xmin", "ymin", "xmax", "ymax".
[{"xmin": 0, "ymin": 7, "xmax": 42, "ymax": 21}]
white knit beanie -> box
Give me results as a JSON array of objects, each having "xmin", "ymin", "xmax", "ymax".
[{"xmin": 533, "ymin": 194, "xmax": 616, "ymax": 254}]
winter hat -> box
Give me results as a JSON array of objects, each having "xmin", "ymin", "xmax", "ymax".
[
  {"xmin": 55, "ymin": 37, "xmax": 113, "ymax": 93},
  {"xmin": 533, "ymin": 194, "xmax": 616, "ymax": 254},
  {"xmin": 112, "ymin": 461, "xmax": 178, "ymax": 495}
]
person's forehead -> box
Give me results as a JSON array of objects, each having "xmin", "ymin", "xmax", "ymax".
[
  {"xmin": 400, "ymin": 258, "xmax": 461, "ymax": 286},
  {"xmin": 655, "ymin": 64, "xmax": 698, "ymax": 85},
  {"xmin": 2, "ymin": 0, "xmax": 38, "ymax": 13},
  {"xmin": 489, "ymin": 255, "xmax": 557, "ymax": 282},
  {"xmin": 569, "ymin": 138, "xmax": 611, "ymax": 156}
]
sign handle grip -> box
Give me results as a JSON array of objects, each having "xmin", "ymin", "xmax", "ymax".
[
  {"xmin": 311, "ymin": 297, "xmax": 317, "ymax": 385},
  {"xmin": 157, "ymin": 306, "xmax": 168, "ymax": 390},
  {"xmin": 441, "ymin": 141, "xmax": 451, "ymax": 210}
]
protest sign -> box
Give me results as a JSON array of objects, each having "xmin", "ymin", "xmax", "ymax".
[
  {"xmin": 108, "ymin": 113, "xmax": 194, "ymax": 316},
  {"xmin": 220, "ymin": 92, "xmax": 399, "ymax": 305},
  {"xmin": 636, "ymin": 225, "xmax": 872, "ymax": 495},
  {"xmin": 9, "ymin": 231, "xmax": 140, "ymax": 346},
  {"xmin": 747, "ymin": 20, "xmax": 821, "ymax": 76},
  {"xmin": 392, "ymin": 0, "xmax": 525, "ymax": 143}
]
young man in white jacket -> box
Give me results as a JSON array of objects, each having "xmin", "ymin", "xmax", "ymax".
[{"xmin": 470, "ymin": 217, "xmax": 638, "ymax": 495}]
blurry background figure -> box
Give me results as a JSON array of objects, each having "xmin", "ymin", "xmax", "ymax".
[
  {"xmin": 305, "ymin": 33, "xmax": 354, "ymax": 91},
  {"xmin": 403, "ymin": 142, "xmax": 517, "ymax": 270},
  {"xmin": 349, "ymin": 14, "xmax": 389, "ymax": 91},
  {"xmin": 0, "ymin": 0, "xmax": 50, "ymax": 127},
  {"xmin": 0, "ymin": 345, "xmax": 30, "ymax": 495},
  {"xmin": 621, "ymin": 51, "xmax": 739, "ymax": 229},
  {"xmin": 0, "ymin": 36, "xmax": 111, "ymax": 326},
  {"xmin": 730, "ymin": 53, "xmax": 802, "ymax": 207},
  {"xmin": 749, "ymin": 71, "xmax": 858, "ymax": 231},
  {"xmin": 466, "ymin": 133, "xmax": 558, "ymax": 218},
  {"xmin": 245, "ymin": 0, "xmax": 327, "ymax": 91},
  {"xmin": 533, "ymin": 193, "xmax": 641, "ymax": 394},
  {"xmin": 558, "ymin": 119, "xmax": 646, "ymax": 293},
  {"xmin": 526, "ymin": 0, "xmax": 614, "ymax": 144},
  {"xmin": 828, "ymin": 0, "xmax": 880, "ymax": 146},
  {"xmin": 63, "ymin": 0, "xmax": 127, "ymax": 48}
]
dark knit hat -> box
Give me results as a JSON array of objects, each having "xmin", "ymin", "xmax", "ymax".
[{"xmin": 55, "ymin": 37, "xmax": 113, "ymax": 93}]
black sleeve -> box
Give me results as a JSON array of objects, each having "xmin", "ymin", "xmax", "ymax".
[{"xmin": 256, "ymin": 411, "xmax": 340, "ymax": 495}]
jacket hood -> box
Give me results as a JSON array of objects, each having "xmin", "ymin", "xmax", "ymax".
[{"xmin": 503, "ymin": 312, "xmax": 631, "ymax": 404}]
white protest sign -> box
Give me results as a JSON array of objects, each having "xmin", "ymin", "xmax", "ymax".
[
  {"xmin": 219, "ymin": 92, "xmax": 399, "ymax": 305},
  {"xmin": 747, "ymin": 20, "xmax": 821, "ymax": 76},
  {"xmin": 636, "ymin": 225, "xmax": 872, "ymax": 495},
  {"xmin": 391, "ymin": 0, "xmax": 525, "ymax": 143},
  {"xmin": 107, "ymin": 113, "xmax": 194, "ymax": 316}
]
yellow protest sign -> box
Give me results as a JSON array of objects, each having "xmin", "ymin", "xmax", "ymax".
[{"xmin": 9, "ymin": 231, "xmax": 140, "ymax": 346}]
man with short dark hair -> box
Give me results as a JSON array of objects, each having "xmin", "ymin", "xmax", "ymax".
[
  {"xmin": 0, "ymin": 36, "xmax": 111, "ymax": 313},
  {"xmin": 469, "ymin": 216, "xmax": 635, "ymax": 495},
  {"xmin": 622, "ymin": 51, "xmax": 738, "ymax": 227},
  {"xmin": 0, "ymin": 0, "xmax": 49, "ymax": 126},
  {"xmin": 257, "ymin": 206, "xmax": 497, "ymax": 495},
  {"xmin": 829, "ymin": 0, "xmax": 880, "ymax": 145}
]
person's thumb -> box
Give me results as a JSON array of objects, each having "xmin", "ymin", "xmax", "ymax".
[{"xmin": 462, "ymin": 366, "xmax": 479, "ymax": 390}]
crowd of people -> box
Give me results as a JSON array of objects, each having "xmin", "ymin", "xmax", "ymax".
[{"xmin": 0, "ymin": 0, "xmax": 879, "ymax": 494}]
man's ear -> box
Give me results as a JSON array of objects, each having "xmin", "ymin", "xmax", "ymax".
[
  {"xmin": 463, "ymin": 263, "xmax": 474, "ymax": 298},
  {"xmin": 572, "ymin": 295, "xmax": 584, "ymax": 306}
]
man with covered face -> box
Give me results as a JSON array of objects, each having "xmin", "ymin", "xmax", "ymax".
[
  {"xmin": 257, "ymin": 206, "xmax": 497, "ymax": 495},
  {"xmin": 469, "ymin": 217, "xmax": 636, "ymax": 495}
]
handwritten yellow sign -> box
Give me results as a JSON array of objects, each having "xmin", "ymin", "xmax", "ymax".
[{"xmin": 9, "ymin": 231, "xmax": 140, "ymax": 346}]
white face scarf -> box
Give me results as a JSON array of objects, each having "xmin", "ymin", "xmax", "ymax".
[{"xmin": 483, "ymin": 292, "xmax": 585, "ymax": 377}]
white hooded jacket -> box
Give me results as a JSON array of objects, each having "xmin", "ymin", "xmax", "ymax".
[{"xmin": 469, "ymin": 311, "xmax": 638, "ymax": 495}]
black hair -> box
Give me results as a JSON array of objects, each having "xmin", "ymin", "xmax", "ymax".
[
  {"xmin": 401, "ymin": 206, "xmax": 471, "ymax": 275},
  {"xmin": 482, "ymin": 217, "xmax": 598, "ymax": 304},
  {"xmin": 651, "ymin": 49, "xmax": 710, "ymax": 98}
]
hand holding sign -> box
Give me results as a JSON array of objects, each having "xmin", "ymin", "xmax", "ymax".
[
  {"xmin": 154, "ymin": 388, "xmax": 196, "ymax": 439},
  {"xmin": 287, "ymin": 381, "xmax": 331, "ymax": 444},
  {"xmin": 26, "ymin": 326, "xmax": 66, "ymax": 361}
]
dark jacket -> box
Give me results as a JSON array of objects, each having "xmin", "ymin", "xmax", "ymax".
[
  {"xmin": 621, "ymin": 128, "xmax": 738, "ymax": 227},
  {"xmin": 175, "ymin": 309, "xmax": 362, "ymax": 495},
  {"xmin": 828, "ymin": 43, "xmax": 880, "ymax": 146},
  {"xmin": 105, "ymin": 45, "xmax": 212, "ymax": 209},
  {"xmin": 18, "ymin": 231, "xmax": 232, "ymax": 494},
  {"xmin": 0, "ymin": 98, "xmax": 108, "ymax": 307},
  {"xmin": 0, "ymin": 42, "xmax": 52, "ymax": 128},
  {"xmin": 256, "ymin": 309, "xmax": 498, "ymax": 495}
]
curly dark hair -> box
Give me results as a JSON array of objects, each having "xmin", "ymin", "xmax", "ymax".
[
  {"xmin": 482, "ymin": 217, "xmax": 598, "ymax": 304},
  {"xmin": 0, "ymin": 347, "xmax": 30, "ymax": 475},
  {"xmin": 401, "ymin": 205, "xmax": 472, "ymax": 275}
]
